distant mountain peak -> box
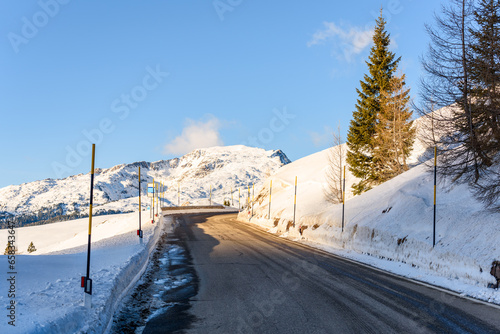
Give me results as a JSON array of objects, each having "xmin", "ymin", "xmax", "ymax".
[{"xmin": 0, "ymin": 145, "xmax": 290, "ymax": 228}]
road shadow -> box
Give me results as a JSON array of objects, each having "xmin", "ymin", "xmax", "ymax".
[{"xmin": 141, "ymin": 213, "xmax": 224, "ymax": 334}]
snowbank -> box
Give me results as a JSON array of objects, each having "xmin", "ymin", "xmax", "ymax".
[{"xmin": 0, "ymin": 211, "xmax": 161, "ymax": 333}]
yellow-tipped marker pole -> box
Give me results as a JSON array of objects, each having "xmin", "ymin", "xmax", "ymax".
[
  {"xmin": 152, "ymin": 178, "xmax": 155, "ymax": 223},
  {"xmin": 342, "ymin": 166, "xmax": 346, "ymax": 233},
  {"xmin": 82, "ymin": 144, "xmax": 95, "ymax": 308},
  {"xmin": 252, "ymin": 183, "xmax": 254, "ymax": 218},
  {"xmin": 293, "ymin": 176, "xmax": 297, "ymax": 228},
  {"xmin": 138, "ymin": 167, "xmax": 142, "ymax": 239},
  {"xmin": 268, "ymin": 180, "xmax": 272, "ymax": 219}
]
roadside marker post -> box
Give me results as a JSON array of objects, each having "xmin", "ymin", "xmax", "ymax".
[
  {"xmin": 293, "ymin": 176, "xmax": 297, "ymax": 228},
  {"xmin": 155, "ymin": 183, "xmax": 158, "ymax": 217},
  {"xmin": 82, "ymin": 144, "xmax": 95, "ymax": 309},
  {"xmin": 149, "ymin": 180, "xmax": 152, "ymax": 220},
  {"xmin": 138, "ymin": 167, "xmax": 143, "ymax": 240},
  {"xmin": 342, "ymin": 166, "xmax": 346, "ymax": 233},
  {"xmin": 153, "ymin": 178, "xmax": 155, "ymax": 220},
  {"xmin": 252, "ymin": 183, "xmax": 254, "ymax": 218},
  {"xmin": 433, "ymin": 146, "xmax": 437, "ymax": 247},
  {"xmin": 238, "ymin": 187, "xmax": 241, "ymax": 211},
  {"xmin": 148, "ymin": 180, "xmax": 155, "ymax": 223},
  {"xmin": 268, "ymin": 180, "xmax": 272, "ymax": 219}
]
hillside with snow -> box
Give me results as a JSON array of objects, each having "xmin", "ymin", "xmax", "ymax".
[
  {"xmin": 0, "ymin": 207, "xmax": 236, "ymax": 333},
  {"xmin": 0, "ymin": 145, "xmax": 290, "ymax": 228},
  {"xmin": 238, "ymin": 106, "xmax": 500, "ymax": 304}
]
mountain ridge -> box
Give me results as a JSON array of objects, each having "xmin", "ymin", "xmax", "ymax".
[{"xmin": 0, "ymin": 145, "xmax": 290, "ymax": 228}]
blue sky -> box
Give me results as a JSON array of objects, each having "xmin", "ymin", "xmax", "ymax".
[{"xmin": 0, "ymin": 0, "xmax": 445, "ymax": 188}]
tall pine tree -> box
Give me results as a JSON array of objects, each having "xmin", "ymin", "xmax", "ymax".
[
  {"xmin": 418, "ymin": 0, "xmax": 479, "ymax": 183},
  {"xmin": 347, "ymin": 9, "xmax": 400, "ymax": 194},
  {"xmin": 372, "ymin": 73, "xmax": 415, "ymax": 183},
  {"xmin": 469, "ymin": 0, "xmax": 500, "ymax": 210},
  {"xmin": 469, "ymin": 0, "xmax": 500, "ymax": 164}
]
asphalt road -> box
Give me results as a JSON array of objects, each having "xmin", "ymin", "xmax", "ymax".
[{"xmin": 167, "ymin": 213, "xmax": 500, "ymax": 334}]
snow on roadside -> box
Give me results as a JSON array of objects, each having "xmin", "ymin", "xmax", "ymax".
[
  {"xmin": 238, "ymin": 152, "xmax": 500, "ymax": 306},
  {"xmin": 0, "ymin": 208, "xmax": 234, "ymax": 333},
  {"xmin": 0, "ymin": 211, "xmax": 157, "ymax": 333}
]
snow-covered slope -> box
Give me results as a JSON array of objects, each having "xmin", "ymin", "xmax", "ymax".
[
  {"xmin": 238, "ymin": 107, "xmax": 500, "ymax": 303},
  {"xmin": 0, "ymin": 207, "xmax": 235, "ymax": 333},
  {"xmin": 0, "ymin": 145, "xmax": 290, "ymax": 227}
]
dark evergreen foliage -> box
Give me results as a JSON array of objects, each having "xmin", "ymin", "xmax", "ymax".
[
  {"xmin": 468, "ymin": 0, "xmax": 500, "ymax": 210},
  {"xmin": 27, "ymin": 241, "xmax": 37, "ymax": 253},
  {"xmin": 417, "ymin": 0, "xmax": 500, "ymax": 211},
  {"xmin": 347, "ymin": 9, "xmax": 401, "ymax": 194},
  {"xmin": 373, "ymin": 73, "xmax": 415, "ymax": 183}
]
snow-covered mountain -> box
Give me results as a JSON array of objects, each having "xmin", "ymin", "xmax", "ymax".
[{"xmin": 0, "ymin": 145, "xmax": 290, "ymax": 228}]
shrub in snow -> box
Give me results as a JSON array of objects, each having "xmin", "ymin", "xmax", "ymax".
[
  {"xmin": 27, "ymin": 241, "xmax": 37, "ymax": 253},
  {"xmin": 3, "ymin": 242, "xmax": 16, "ymax": 255}
]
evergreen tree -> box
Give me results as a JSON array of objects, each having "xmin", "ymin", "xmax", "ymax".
[
  {"xmin": 418, "ymin": 0, "xmax": 479, "ymax": 182},
  {"xmin": 373, "ymin": 73, "xmax": 415, "ymax": 182},
  {"xmin": 418, "ymin": 0, "xmax": 500, "ymax": 211},
  {"xmin": 347, "ymin": 9, "xmax": 400, "ymax": 194},
  {"xmin": 469, "ymin": 0, "xmax": 500, "ymax": 162},
  {"xmin": 468, "ymin": 0, "xmax": 500, "ymax": 210},
  {"xmin": 27, "ymin": 241, "xmax": 37, "ymax": 253},
  {"xmin": 4, "ymin": 242, "xmax": 15, "ymax": 255}
]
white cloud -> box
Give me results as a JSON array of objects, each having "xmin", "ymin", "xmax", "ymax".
[
  {"xmin": 309, "ymin": 126, "xmax": 333, "ymax": 147},
  {"xmin": 164, "ymin": 116, "xmax": 224, "ymax": 155},
  {"xmin": 308, "ymin": 22, "xmax": 374, "ymax": 62}
]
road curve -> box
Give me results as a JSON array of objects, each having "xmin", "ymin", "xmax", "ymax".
[{"xmin": 162, "ymin": 213, "xmax": 500, "ymax": 333}]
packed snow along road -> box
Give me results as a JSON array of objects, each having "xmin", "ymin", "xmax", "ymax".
[
  {"xmin": 0, "ymin": 208, "xmax": 232, "ymax": 333},
  {"xmin": 171, "ymin": 213, "xmax": 500, "ymax": 333}
]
